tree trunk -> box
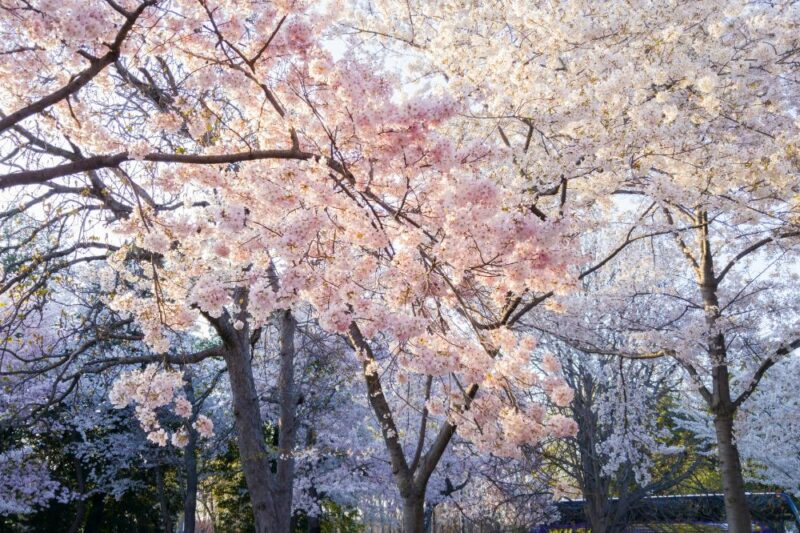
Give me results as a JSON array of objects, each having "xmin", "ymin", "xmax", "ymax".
[
  {"xmin": 584, "ymin": 500, "xmax": 609, "ymax": 533},
  {"xmin": 67, "ymin": 460, "xmax": 87, "ymax": 533},
  {"xmin": 573, "ymin": 376, "xmax": 612, "ymax": 533},
  {"xmin": 83, "ymin": 493, "xmax": 106, "ymax": 533},
  {"xmin": 155, "ymin": 465, "xmax": 172, "ymax": 533},
  {"xmin": 348, "ymin": 323, "xmax": 457, "ymax": 533},
  {"xmin": 694, "ymin": 211, "xmax": 752, "ymax": 532},
  {"xmin": 403, "ymin": 494, "xmax": 425, "ymax": 533},
  {"xmin": 184, "ymin": 379, "xmax": 198, "ymax": 533},
  {"xmin": 210, "ymin": 294, "xmax": 300, "ymax": 532},
  {"xmin": 223, "ymin": 343, "xmax": 279, "ymax": 532},
  {"xmin": 307, "ymin": 513, "xmax": 321, "ymax": 533},
  {"xmin": 423, "ymin": 502, "xmax": 434, "ymax": 533},
  {"xmin": 273, "ymin": 309, "xmax": 299, "ymax": 533},
  {"xmin": 305, "ymin": 429, "xmax": 322, "ymax": 533},
  {"xmin": 714, "ymin": 413, "xmax": 751, "ymax": 533}
]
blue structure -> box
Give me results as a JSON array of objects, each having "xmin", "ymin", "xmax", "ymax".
[{"xmin": 540, "ymin": 492, "xmax": 800, "ymax": 531}]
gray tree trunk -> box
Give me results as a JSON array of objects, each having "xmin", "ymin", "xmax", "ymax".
[
  {"xmin": 347, "ymin": 323, "xmax": 464, "ymax": 533},
  {"xmin": 423, "ymin": 503, "xmax": 435, "ymax": 533},
  {"xmin": 584, "ymin": 496, "xmax": 610, "ymax": 533},
  {"xmin": 714, "ymin": 412, "xmax": 751, "ymax": 533},
  {"xmin": 695, "ymin": 210, "xmax": 751, "ymax": 532},
  {"xmin": 83, "ymin": 493, "xmax": 106, "ymax": 533},
  {"xmin": 209, "ymin": 285, "xmax": 301, "ymax": 532},
  {"xmin": 273, "ymin": 309, "xmax": 299, "ymax": 533},
  {"xmin": 570, "ymin": 370, "xmax": 614, "ymax": 533},
  {"xmin": 67, "ymin": 460, "xmax": 87, "ymax": 533},
  {"xmin": 223, "ymin": 340, "xmax": 280, "ymax": 532}
]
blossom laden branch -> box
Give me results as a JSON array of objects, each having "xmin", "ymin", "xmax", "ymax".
[{"xmin": 0, "ymin": 0, "xmax": 157, "ymax": 134}]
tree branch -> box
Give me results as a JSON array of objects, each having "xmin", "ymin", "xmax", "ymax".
[
  {"xmin": 733, "ymin": 337, "xmax": 800, "ymax": 408},
  {"xmin": 0, "ymin": 0, "xmax": 156, "ymax": 133},
  {"xmin": 716, "ymin": 231, "xmax": 800, "ymax": 284},
  {"xmin": 346, "ymin": 322, "xmax": 412, "ymax": 490},
  {"xmin": 0, "ymin": 148, "xmax": 310, "ymax": 189}
]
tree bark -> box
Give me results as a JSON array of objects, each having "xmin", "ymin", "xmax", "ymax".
[
  {"xmin": 208, "ymin": 288, "xmax": 301, "ymax": 532},
  {"xmin": 714, "ymin": 413, "xmax": 751, "ymax": 533},
  {"xmin": 66, "ymin": 460, "xmax": 87, "ymax": 533},
  {"xmin": 183, "ymin": 380, "xmax": 198, "ymax": 533},
  {"xmin": 423, "ymin": 502, "xmax": 434, "ymax": 533},
  {"xmin": 403, "ymin": 494, "xmax": 425, "ymax": 533},
  {"xmin": 83, "ymin": 493, "xmax": 106, "ymax": 533},
  {"xmin": 307, "ymin": 514, "xmax": 321, "ymax": 533},
  {"xmin": 155, "ymin": 465, "xmax": 172, "ymax": 533},
  {"xmin": 571, "ymin": 371, "xmax": 613, "ymax": 533},
  {"xmin": 273, "ymin": 309, "xmax": 299, "ymax": 533},
  {"xmin": 691, "ymin": 210, "xmax": 752, "ymax": 532},
  {"xmin": 348, "ymin": 322, "xmax": 464, "ymax": 533},
  {"xmin": 223, "ymin": 341, "xmax": 280, "ymax": 532},
  {"xmin": 584, "ymin": 496, "xmax": 609, "ymax": 533}
]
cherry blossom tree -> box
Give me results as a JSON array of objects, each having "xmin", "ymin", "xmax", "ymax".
[
  {"xmin": 0, "ymin": 257, "xmax": 217, "ymax": 529},
  {"xmin": 534, "ymin": 336, "xmax": 698, "ymax": 532},
  {"xmin": 0, "ymin": 1, "xmax": 589, "ymax": 530},
  {"xmin": 428, "ymin": 446, "xmax": 557, "ymax": 530},
  {"xmin": 351, "ymin": 1, "xmax": 800, "ymax": 529}
]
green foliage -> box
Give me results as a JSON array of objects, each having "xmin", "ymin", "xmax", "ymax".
[
  {"xmin": 313, "ymin": 501, "xmax": 364, "ymax": 533},
  {"xmin": 0, "ymin": 461, "xmax": 183, "ymax": 533},
  {"xmin": 0, "ymin": 412, "xmax": 183, "ymax": 533},
  {"xmin": 202, "ymin": 441, "xmax": 255, "ymax": 531},
  {"xmin": 652, "ymin": 393, "xmax": 720, "ymax": 495}
]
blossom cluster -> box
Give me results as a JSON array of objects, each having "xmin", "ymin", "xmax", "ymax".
[
  {"xmin": 0, "ymin": 447, "xmax": 70, "ymax": 516},
  {"xmin": 109, "ymin": 365, "xmax": 214, "ymax": 446}
]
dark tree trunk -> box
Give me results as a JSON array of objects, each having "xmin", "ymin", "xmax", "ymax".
[
  {"xmin": 67, "ymin": 460, "xmax": 87, "ymax": 533},
  {"xmin": 307, "ymin": 513, "xmax": 321, "ymax": 533},
  {"xmin": 304, "ymin": 429, "xmax": 322, "ymax": 533},
  {"xmin": 403, "ymin": 494, "xmax": 425, "ymax": 533},
  {"xmin": 348, "ymin": 323, "xmax": 460, "ymax": 533},
  {"xmin": 208, "ymin": 290, "xmax": 301, "ymax": 532},
  {"xmin": 423, "ymin": 502, "xmax": 434, "ymax": 533},
  {"xmin": 707, "ymin": 357, "xmax": 752, "ymax": 532},
  {"xmin": 572, "ymin": 373, "xmax": 613, "ymax": 533},
  {"xmin": 584, "ymin": 497, "xmax": 610, "ymax": 533},
  {"xmin": 714, "ymin": 412, "xmax": 751, "ymax": 533},
  {"xmin": 67, "ymin": 500, "xmax": 87, "ymax": 533},
  {"xmin": 83, "ymin": 493, "xmax": 106, "ymax": 533},
  {"xmin": 183, "ymin": 380, "xmax": 198, "ymax": 533},
  {"xmin": 155, "ymin": 465, "xmax": 172, "ymax": 532}
]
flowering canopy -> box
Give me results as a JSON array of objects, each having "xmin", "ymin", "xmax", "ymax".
[{"xmin": 0, "ymin": 0, "xmax": 580, "ymax": 459}]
